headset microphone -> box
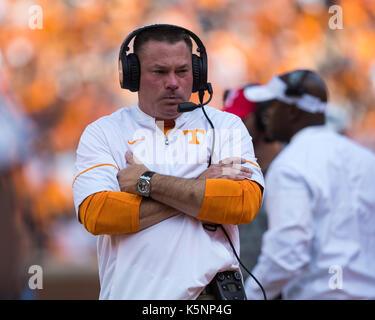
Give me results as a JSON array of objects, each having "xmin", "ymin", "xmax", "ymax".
[
  {"xmin": 178, "ymin": 83, "xmax": 213, "ymax": 113},
  {"xmin": 177, "ymin": 102, "xmax": 200, "ymax": 112}
]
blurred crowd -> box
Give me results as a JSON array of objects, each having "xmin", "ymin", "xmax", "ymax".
[{"xmin": 1, "ymin": 0, "xmax": 375, "ymax": 268}]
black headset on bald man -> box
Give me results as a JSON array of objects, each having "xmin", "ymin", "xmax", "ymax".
[{"xmin": 118, "ymin": 24, "xmax": 213, "ymax": 111}]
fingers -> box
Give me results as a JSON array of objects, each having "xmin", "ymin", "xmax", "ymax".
[
  {"xmin": 125, "ymin": 150, "xmax": 134, "ymax": 164},
  {"xmin": 126, "ymin": 150, "xmax": 143, "ymax": 165},
  {"xmin": 198, "ymin": 163, "xmax": 252, "ymax": 180},
  {"xmin": 227, "ymin": 176, "xmax": 250, "ymax": 181},
  {"xmin": 217, "ymin": 157, "xmax": 253, "ymax": 178},
  {"xmin": 221, "ymin": 166, "xmax": 252, "ymax": 179},
  {"xmin": 219, "ymin": 157, "xmax": 247, "ymax": 165},
  {"xmin": 224, "ymin": 163, "xmax": 252, "ymax": 172},
  {"xmin": 213, "ymin": 161, "xmax": 253, "ymax": 174}
]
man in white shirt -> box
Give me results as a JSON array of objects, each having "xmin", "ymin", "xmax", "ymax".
[
  {"xmin": 73, "ymin": 24, "xmax": 264, "ymax": 299},
  {"xmin": 244, "ymin": 69, "xmax": 375, "ymax": 299}
]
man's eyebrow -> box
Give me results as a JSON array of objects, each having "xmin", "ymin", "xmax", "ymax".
[
  {"xmin": 152, "ymin": 64, "xmax": 168, "ymax": 69},
  {"xmin": 151, "ymin": 64, "xmax": 189, "ymax": 69},
  {"xmin": 176, "ymin": 64, "xmax": 189, "ymax": 69}
]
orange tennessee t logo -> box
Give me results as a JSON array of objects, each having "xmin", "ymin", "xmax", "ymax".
[{"xmin": 183, "ymin": 129, "xmax": 206, "ymax": 145}]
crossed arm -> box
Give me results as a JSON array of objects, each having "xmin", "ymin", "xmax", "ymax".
[{"xmin": 79, "ymin": 151, "xmax": 263, "ymax": 235}]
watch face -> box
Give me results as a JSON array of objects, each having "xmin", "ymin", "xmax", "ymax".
[{"xmin": 137, "ymin": 179, "xmax": 150, "ymax": 195}]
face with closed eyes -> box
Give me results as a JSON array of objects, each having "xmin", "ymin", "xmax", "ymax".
[{"xmin": 137, "ymin": 40, "xmax": 193, "ymax": 121}]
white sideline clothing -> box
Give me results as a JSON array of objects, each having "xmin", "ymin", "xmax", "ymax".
[
  {"xmin": 245, "ymin": 126, "xmax": 375, "ymax": 299},
  {"xmin": 73, "ymin": 104, "xmax": 264, "ymax": 299}
]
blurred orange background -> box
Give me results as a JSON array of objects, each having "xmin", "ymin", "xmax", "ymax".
[{"xmin": 1, "ymin": 0, "xmax": 375, "ymax": 299}]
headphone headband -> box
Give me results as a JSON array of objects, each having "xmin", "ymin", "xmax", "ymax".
[
  {"xmin": 285, "ymin": 70, "xmax": 310, "ymax": 97},
  {"xmin": 119, "ymin": 24, "xmax": 208, "ymax": 93}
]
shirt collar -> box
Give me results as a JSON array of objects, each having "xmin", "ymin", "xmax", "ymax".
[
  {"xmin": 290, "ymin": 125, "xmax": 328, "ymax": 144},
  {"xmin": 132, "ymin": 104, "xmax": 193, "ymax": 128}
]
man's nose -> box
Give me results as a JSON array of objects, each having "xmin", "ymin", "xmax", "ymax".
[{"xmin": 165, "ymin": 72, "xmax": 179, "ymax": 90}]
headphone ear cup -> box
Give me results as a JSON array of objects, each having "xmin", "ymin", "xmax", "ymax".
[
  {"xmin": 119, "ymin": 57, "xmax": 125, "ymax": 89},
  {"xmin": 124, "ymin": 53, "xmax": 140, "ymax": 92},
  {"xmin": 192, "ymin": 54, "xmax": 202, "ymax": 93}
]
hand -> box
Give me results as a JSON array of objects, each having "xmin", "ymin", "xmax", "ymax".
[
  {"xmin": 117, "ymin": 151, "xmax": 149, "ymax": 194},
  {"xmin": 197, "ymin": 157, "xmax": 253, "ymax": 181}
]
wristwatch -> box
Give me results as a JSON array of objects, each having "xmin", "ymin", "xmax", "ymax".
[{"xmin": 136, "ymin": 171, "xmax": 155, "ymax": 197}]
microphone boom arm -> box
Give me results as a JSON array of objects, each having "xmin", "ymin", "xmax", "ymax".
[{"xmin": 178, "ymin": 83, "xmax": 213, "ymax": 112}]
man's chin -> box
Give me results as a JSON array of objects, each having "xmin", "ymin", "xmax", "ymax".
[
  {"xmin": 165, "ymin": 102, "xmax": 182, "ymax": 112},
  {"xmin": 154, "ymin": 104, "xmax": 180, "ymax": 120}
]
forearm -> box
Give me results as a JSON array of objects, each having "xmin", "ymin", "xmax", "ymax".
[
  {"xmin": 139, "ymin": 197, "xmax": 180, "ymax": 230},
  {"xmin": 79, "ymin": 191, "xmax": 179, "ymax": 235},
  {"xmin": 149, "ymin": 174, "xmax": 263, "ymax": 225},
  {"xmin": 118, "ymin": 153, "xmax": 261, "ymax": 223},
  {"xmin": 150, "ymin": 173, "xmax": 205, "ymax": 218}
]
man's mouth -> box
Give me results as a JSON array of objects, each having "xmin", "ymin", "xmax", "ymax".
[
  {"xmin": 162, "ymin": 97, "xmax": 183, "ymax": 104},
  {"xmin": 163, "ymin": 96, "xmax": 179, "ymax": 100}
]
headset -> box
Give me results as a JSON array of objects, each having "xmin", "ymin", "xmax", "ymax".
[
  {"xmin": 118, "ymin": 24, "xmax": 209, "ymax": 95},
  {"xmin": 285, "ymin": 69, "xmax": 310, "ymax": 97},
  {"xmin": 118, "ymin": 24, "xmax": 266, "ymax": 300}
]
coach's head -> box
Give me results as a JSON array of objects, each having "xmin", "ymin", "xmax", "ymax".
[
  {"xmin": 245, "ymin": 70, "xmax": 328, "ymax": 143},
  {"xmin": 119, "ymin": 25, "xmax": 198, "ymax": 121}
]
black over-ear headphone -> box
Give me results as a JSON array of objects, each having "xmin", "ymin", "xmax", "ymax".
[
  {"xmin": 118, "ymin": 24, "xmax": 208, "ymax": 93},
  {"xmin": 285, "ymin": 70, "xmax": 310, "ymax": 97}
]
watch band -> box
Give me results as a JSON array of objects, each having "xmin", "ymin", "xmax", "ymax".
[{"xmin": 140, "ymin": 171, "xmax": 155, "ymax": 179}]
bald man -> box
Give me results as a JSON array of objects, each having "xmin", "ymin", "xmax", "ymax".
[{"xmin": 243, "ymin": 70, "xmax": 375, "ymax": 299}]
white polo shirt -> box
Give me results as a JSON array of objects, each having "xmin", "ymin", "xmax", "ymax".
[
  {"xmin": 245, "ymin": 125, "xmax": 375, "ymax": 299},
  {"xmin": 73, "ymin": 104, "xmax": 264, "ymax": 300}
]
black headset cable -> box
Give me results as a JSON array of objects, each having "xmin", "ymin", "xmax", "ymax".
[{"xmin": 201, "ymin": 105, "xmax": 267, "ymax": 301}]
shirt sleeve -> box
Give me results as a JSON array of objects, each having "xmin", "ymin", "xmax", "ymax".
[
  {"xmin": 245, "ymin": 164, "xmax": 314, "ymax": 300},
  {"xmin": 72, "ymin": 122, "xmax": 120, "ymax": 218},
  {"xmin": 79, "ymin": 191, "xmax": 142, "ymax": 234},
  {"xmin": 197, "ymin": 179, "xmax": 263, "ymax": 225}
]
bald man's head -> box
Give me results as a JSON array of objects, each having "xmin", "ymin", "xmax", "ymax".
[
  {"xmin": 279, "ymin": 69, "xmax": 328, "ymax": 103},
  {"xmin": 264, "ymin": 70, "xmax": 327, "ymax": 143}
]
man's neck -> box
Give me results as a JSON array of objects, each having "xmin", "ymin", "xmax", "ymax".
[
  {"xmin": 288, "ymin": 121, "xmax": 325, "ymax": 142},
  {"xmin": 156, "ymin": 119, "xmax": 176, "ymax": 135},
  {"xmin": 156, "ymin": 119, "xmax": 176, "ymax": 126}
]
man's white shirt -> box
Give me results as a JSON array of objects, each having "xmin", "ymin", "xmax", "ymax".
[
  {"xmin": 245, "ymin": 125, "xmax": 375, "ymax": 299},
  {"xmin": 73, "ymin": 104, "xmax": 264, "ymax": 299}
]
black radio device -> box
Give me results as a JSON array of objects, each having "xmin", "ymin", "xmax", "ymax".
[{"xmin": 207, "ymin": 271, "xmax": 247, "ymax": 300}]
